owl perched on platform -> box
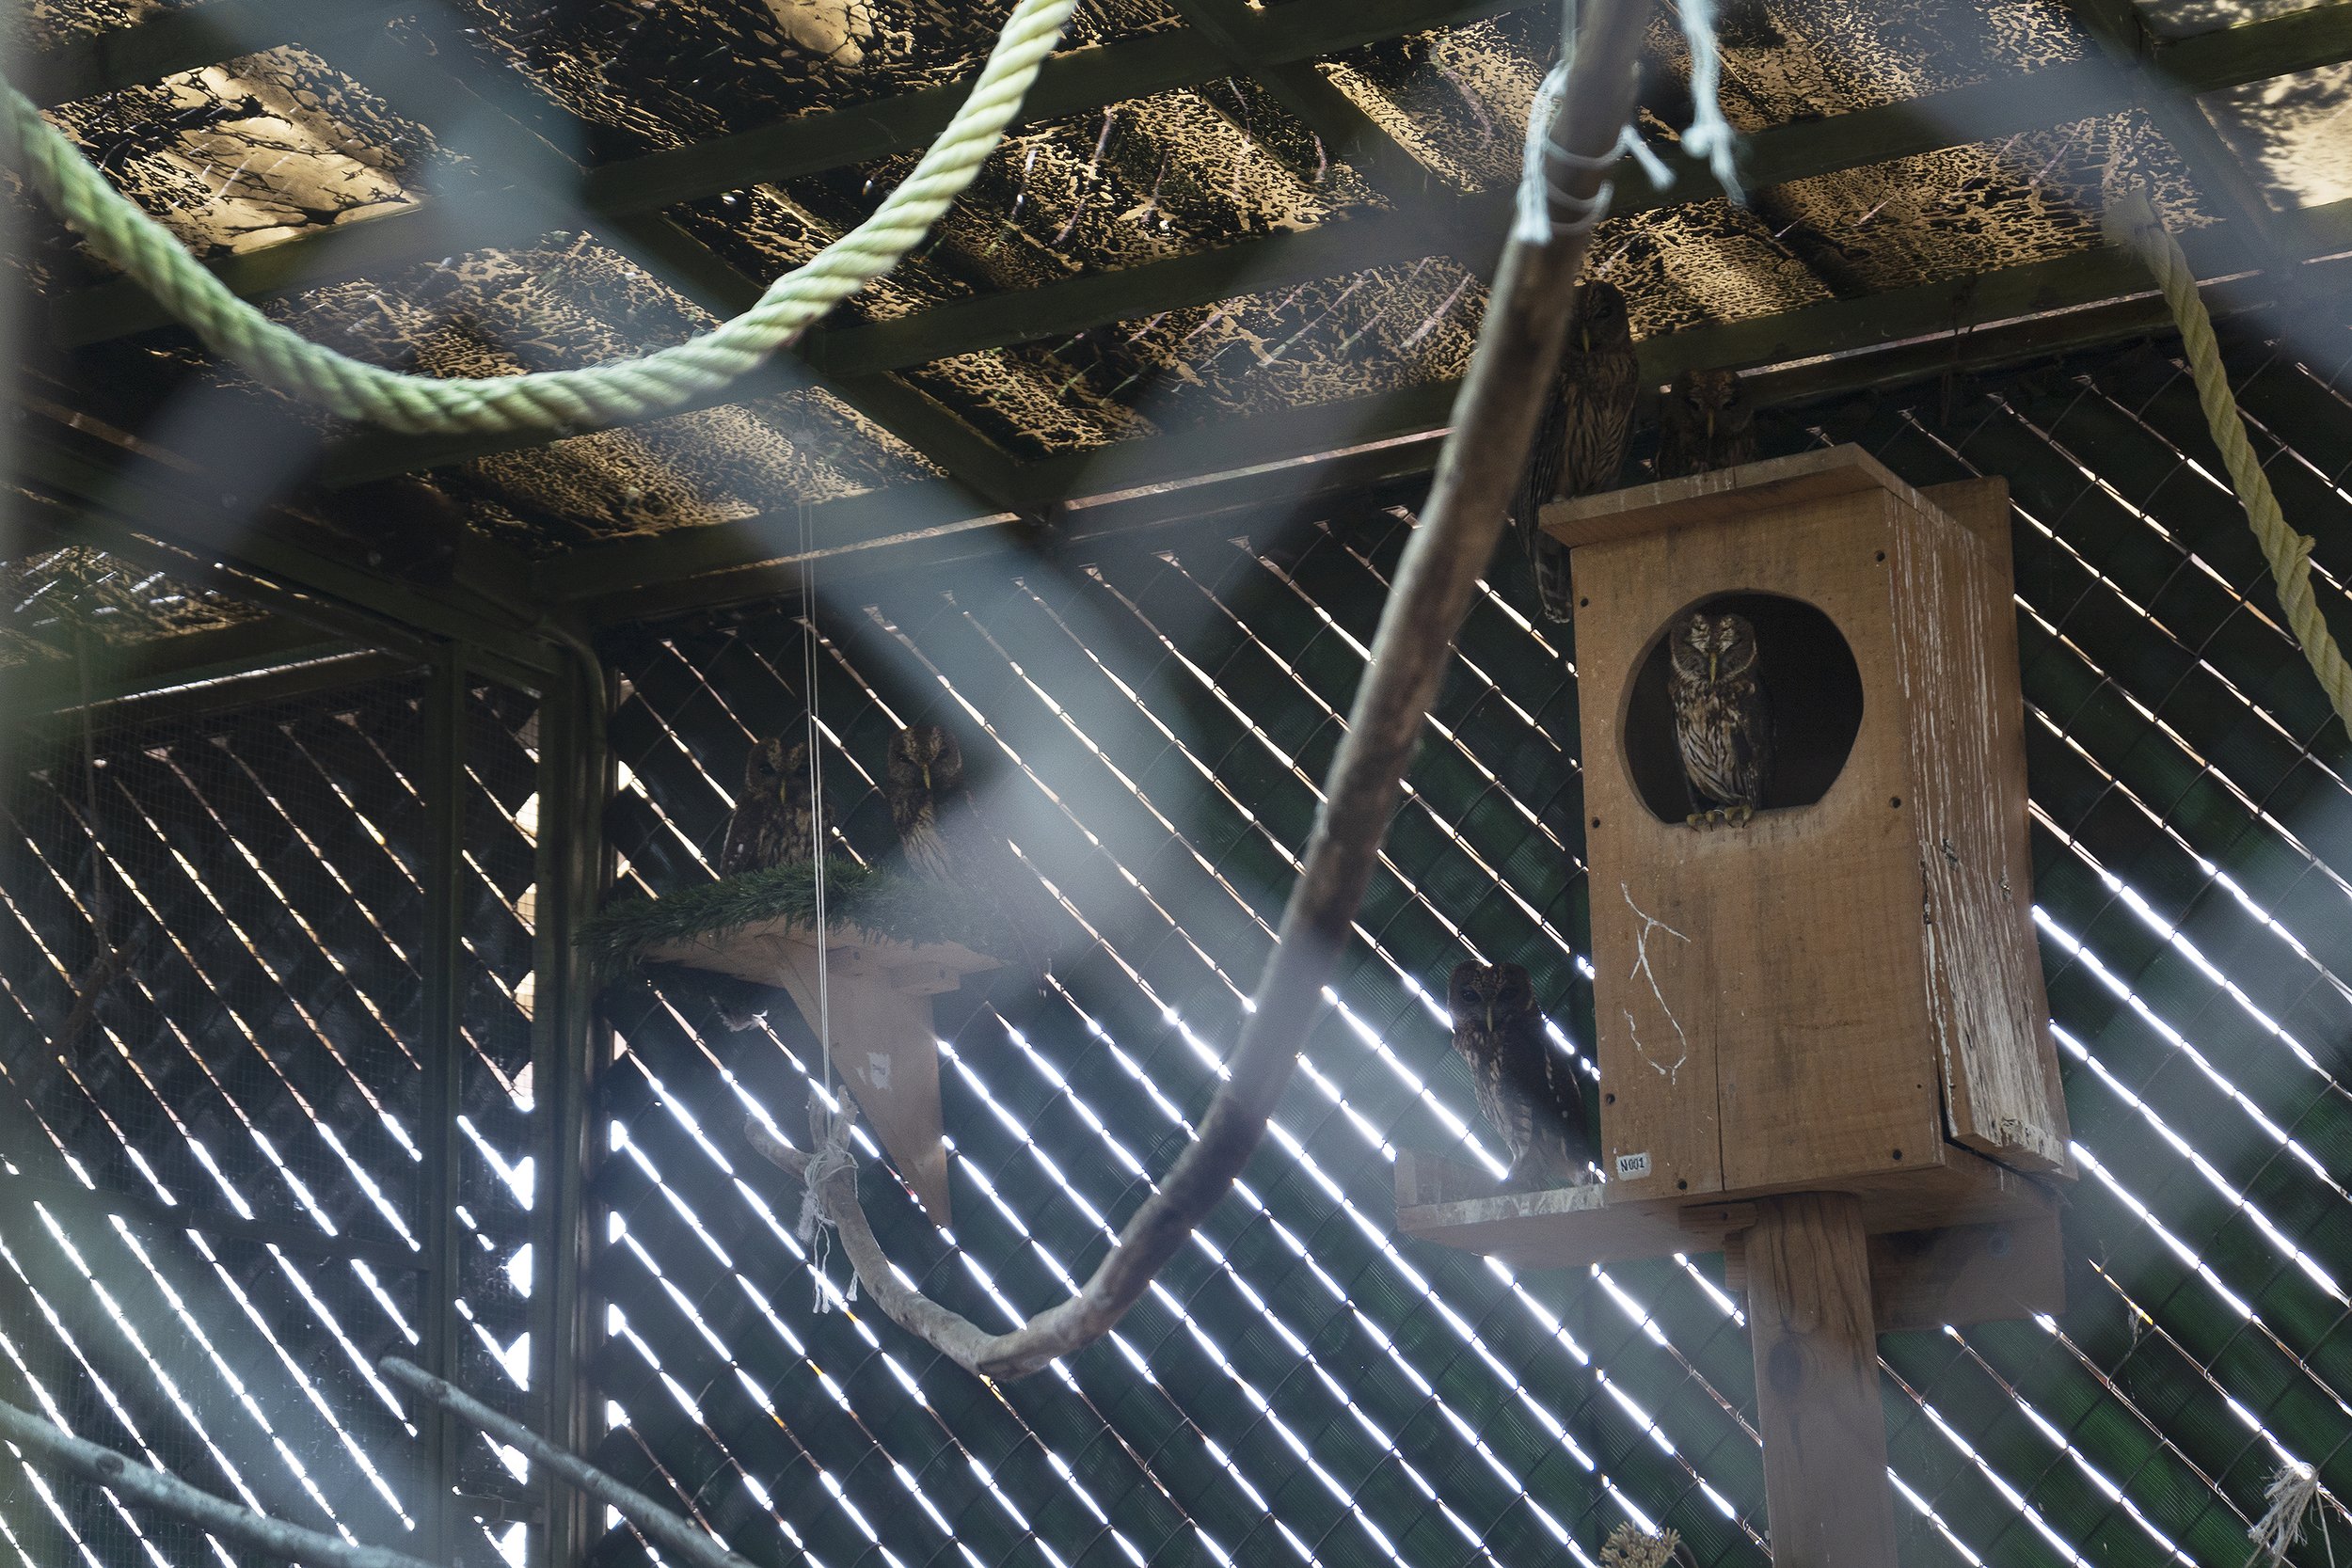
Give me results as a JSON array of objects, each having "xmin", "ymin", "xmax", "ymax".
[
  {"xmin": 1600, "ymin": 1523, "xmax": 1697, "ymax": 1568},
  {"xmin": 886, "ymin": 724, "xmax": 969, "ymax": 881},
  {"xmin": 888, "ymin": 724, "xmax": 1048, "ymax": 990},
  {"xmin": 1655, "ymin": 368, "xmax": 1758, "ymax": 479},
  {"xmin": 1446, "ymin": 961, "xmax": 1591, "ymax": 1190},
  {"xmin": 1668, "ymin": 612, "xmax": 1772, "ymax": 828},
  {"xmin": 1512, "ymin": 280, "xmax": 1640, "ymax": 622},
  {"xmin": 719, "ymin": 737, "xmax": 817, "ymax": 876}
]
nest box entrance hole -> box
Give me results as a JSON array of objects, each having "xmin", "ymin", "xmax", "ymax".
[{"xmin": 1621, "ymin": 591, "xmax": 1865, "ymax": 825}]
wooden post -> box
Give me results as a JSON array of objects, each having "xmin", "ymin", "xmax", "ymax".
[{"xmin": 1745, "ymin": 1193, "xmax": 1899, "ymax": 1566}]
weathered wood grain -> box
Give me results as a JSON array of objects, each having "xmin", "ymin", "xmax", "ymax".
[{"xmin": 1746, "ymin": 1192, "xmax": 1900, "ymax": 1567}]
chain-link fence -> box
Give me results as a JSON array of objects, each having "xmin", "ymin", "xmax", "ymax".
[
  {"xmin": 0, "ymin": 558, "xmax": 549, "ymax": 1568},
  {"xmin": 595, "ymin": 330, "xmax": 2352, "ymax": 1568}
]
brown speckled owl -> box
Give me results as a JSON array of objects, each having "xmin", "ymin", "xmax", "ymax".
[
  {"xmin": 1668, "ymin": 612, "xmax": 1772, "ymax": 828},
  {"xmin": 1512, "ymin": 280, "xmax": 1639, "ymax": 622},
  {"xmin": 1655, "ymin": 367, "xmax": 1758, "ymax": 479},
  {"xmin": 1446, "ymin": 961, "xmax": 1591, "ymax": 1190},
  {"xmin": 719, "ymin": 737, "xmax": 817, "ymax": 876},
  {"xmin": 888, "ymin": 724, "xmax": 1048, "ymax": 990},
  {"xmin": 886, "ymin": 724, "xmax": 965, "ymax": 880}
]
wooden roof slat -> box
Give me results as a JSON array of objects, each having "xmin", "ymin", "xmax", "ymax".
[
  {"xmin": 2064, "ymin": 0, "xmax": 2299, "ymax": 260},
  {"xmin": 1162, "ymin": 0, "xmax": 1435, "ymax": 198},
  {"xmin": 283, "ymin": 14, "xmax": 1037, "ymax": 513},
  {"xmin": 51, "ymin": 1, "xmax": 2349, "ymax": 375},
  {"xmin": 531, "ymin": 201, "xmax": 2352, "ymax": 624},
  {"xmin": 20, "ymin": 0, "xmax": 409, "ymax": 107}
]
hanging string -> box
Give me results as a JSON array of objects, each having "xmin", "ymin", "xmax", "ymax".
[
  {"xmin": 790, "ymin": 496, "xmax": 854, "ymax": 1311},
  {"xmin": 2246, "ymin": 1461, "xmax": 2337, "ymax": 1567}
]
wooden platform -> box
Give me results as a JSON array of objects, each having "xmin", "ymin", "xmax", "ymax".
[
  {"xmin": 1395, "ymin": 1145, "xmax": 2065, "ymax": 1331},
  {"xmin": 646, "ymin": 918, "xmax": 1000, "ymax": 1222}
]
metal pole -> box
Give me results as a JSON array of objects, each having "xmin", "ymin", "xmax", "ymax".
[
  {"xmin": 527, "ymin": 633, "xmax": 612, "ymax": 1568},
  {"xmin": 417, "ymin": 650, "xmax": 469, "ymax": 1562}
]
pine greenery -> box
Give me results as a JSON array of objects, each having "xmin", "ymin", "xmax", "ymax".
[{"xmin": 577, "ymin": 861, "xmax": 1013, "ymax": 974}]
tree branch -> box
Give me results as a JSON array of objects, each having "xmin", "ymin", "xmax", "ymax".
[
  {"xmin": 747, "ymin": 0, "xmax": 1652, "ymax": 1384},
  {"xmin": 378, "ymin": 1356, "xmax": 759, "ymax": 1568},
  {"xmin": 0, "ymin": 1396, "xmax": 436, "ymax": 1568}
]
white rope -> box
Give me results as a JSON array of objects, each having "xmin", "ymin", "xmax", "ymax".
[
  {"xmin": 792, "ymin": 497, "xmax": 853, "ymax": 1310},
  {"xmin": 2247, "ymin": 1461, "xmax": 2336, "ymax": 1567},
  {"xmin": 1513, "ymin": 0, "xmax": 1735, "ymax": 246},
  {"xmin": 1677, "ymin": 0, "xmax": 1743, "ymax": 199}
]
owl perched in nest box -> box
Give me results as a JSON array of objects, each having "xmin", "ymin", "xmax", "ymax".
[
  {"xmin": 888, "ymin": 724, "xmax": 1048, "ymax": 990},
  {"xmin": 1668, "ymin": 611, "xmax": 1772, "ymax": 828},
  {"xmin": 1655, "ymin": 368, "xmax": 1758, "ymax": 479},
  {"xmin": 1445, "ymin": 962, "xmax": 1592, "ymax": 1189},
  {"xmin": 1512, "ymin": 280, "xmax": 1639, "ymax": 622},
  {"xmin": 719, "ymin": 737, "xmax": 817, "ymax": 876}
]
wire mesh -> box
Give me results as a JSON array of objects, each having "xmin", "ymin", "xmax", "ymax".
[
  {"xmin": 594, "ymin": 329, "xmax": 2352, "ymax": 1568},
  {"xmin": 0, "ymin": 610, "xmax": 553, "ymax": 1568}
]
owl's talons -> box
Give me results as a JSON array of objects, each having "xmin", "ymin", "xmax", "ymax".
[
  {"xmin": 1726, "ymin": 803, "xmax": 1755, "ymax": 827},
  {"xmin": 1685, "ymin": 812, "xmax": 1711, "ymax": 831}
]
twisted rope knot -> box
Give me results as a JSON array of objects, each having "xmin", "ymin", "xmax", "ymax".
[{"xmin": 796, "ymin": 1141, "xmax": 858, "ymax": 1244}]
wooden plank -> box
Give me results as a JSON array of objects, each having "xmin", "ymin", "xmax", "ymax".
[
  {"xmin": 1569, "ymin": 473, "xmax": 1945, "ymax": 1202},
  {"xmin": 584, "ymin": 30, "xmax": 1230, "ymax": 217},
  {"xmin": 1397, "ymin": 1138, "xmax": 2058, "ymax": 1273},
  {"xmin": 1904, "ymin": 478, "xmax": 2073, "ymax": 1173},
  {"xmin": 2156, "ymin": 0, "xmax": 2352, "ymax": 92},
  {"xmin": 20, "ymin": 0, "xmax": 409, "ymax": 106},
  {"xmin": 643, "ymin": 919, "xmax": 999, "ymax": 1223},
  {"xmin": 1540, "ymin": 445, "xmax": 1916, "ymax": 549},
  {"xmin": 1745, "ymin": 1192, "xmax": 1900, "ymax": 1568},
  {"xmin": 1868, "ymin": 1206, "xmax": 2066, "ymax": 1332}
]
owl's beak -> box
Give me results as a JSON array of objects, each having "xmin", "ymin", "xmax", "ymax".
[
  {"xmin": 1708, "ymin": 649, "xmax": 1719, "ymax": 682},
  {"xmin": 1485, "ymin": 1002, "xmax": 1496, "ymax": 1032},
  {"xmin": 920, "ymin": 766, "xmax": 931, "ymax": 789}
]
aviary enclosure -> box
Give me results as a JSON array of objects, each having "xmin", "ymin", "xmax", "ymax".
[{"xmin": 2, "ymin": 0, "xmax": 2350, "ymax": 1564}]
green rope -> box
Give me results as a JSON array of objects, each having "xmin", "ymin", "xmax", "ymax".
[
  {"xmin": 2104, "ymin": 189, "xmax": 2352, "ymax": 738},
  {"xmin": 0, "ymin": 0, "xmax": 1077, "ymax": 436}
]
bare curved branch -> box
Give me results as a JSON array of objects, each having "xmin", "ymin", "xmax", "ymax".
[
  {"xmin": 746, "ymin": 0, "xmax": 1652, "ymax": 1384},
  {"xmin": 0, "ymin": 1395, "xmax": 435, "ymax": 1568},
  {"xmin": 380, "ymin": 1356, "xmax": 759, "ymax": 1568}
]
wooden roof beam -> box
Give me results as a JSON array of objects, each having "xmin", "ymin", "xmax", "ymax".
[
  {"xmin": 537, "ymin": 202, "xmax": 2352, "ymax": 623},
  {"xmin": 19, "ymin": 0, "xmax": 410, "ymax": 107},
  {"xmin": 1161, "ymin": 0, "xmax": 1436, "ymax": 198},
  {"xmin": 49, "ymin": 0, "xmax": 2345, "ymax": 350},
  {"xmin": 250, "ymin": 15, "xmax": 1036, "ymax": 515}
]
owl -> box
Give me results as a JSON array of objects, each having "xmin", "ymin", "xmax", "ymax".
[
  {"xmin": 1667, "ymin": 612, "xmax": 1772, "ymax": 828},
  {"xmin": 1600, "ymin": 1523, "xmax": 1697, "ymax": 1568},
  {"xmin": 1654, "ymin": 367, "xmax": 1758, "ymax": 479},
  {"xmin": 1446, "ymin": 961, "xmax": 1591, "ymax": 1190},
  {"xmin": 1512, "ymin": 280, "xmax": 1639, "ymax": 622},
  {"xmin": 885, "ymin": 724, "xmax": 965, "ymax": 881},
  {"xmin": 718, "ymin": 736, "xmax": 817, "ymax": 876},
  {"xmin": 887, "ymin": 725, "xmax": 1048, "ymax": 990}
]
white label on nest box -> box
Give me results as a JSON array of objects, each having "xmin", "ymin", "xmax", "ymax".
[
  {"xmin": 866, "ymin": 1053, "xmax": 892, "ymax": 1090},
  {"xmin": 1615, "ymin": 1151, "xmax": 1652, "ymax": 1180}
]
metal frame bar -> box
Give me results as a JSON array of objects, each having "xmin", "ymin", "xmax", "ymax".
[
  {"xmin": 525, "ymin": 636, "xmax": 612, "ymax": 1568},
  {"xmin": 414, "ymin": 650, "xmax": 469, "ymax": 1565}
]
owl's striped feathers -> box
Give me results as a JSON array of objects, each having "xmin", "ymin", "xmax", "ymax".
[{"xmin": 1445, "ymin": 961, "xmax": 1592, "ymax": 1190}]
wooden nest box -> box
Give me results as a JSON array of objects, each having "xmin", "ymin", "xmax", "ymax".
[
  {"xmin": 645, "ymin": 919, "xmax": 1000, "ymax": 1223},
  {"xmin": 1400, "ymin": 447, "xmax": 2077, "ymax": 1563}
]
